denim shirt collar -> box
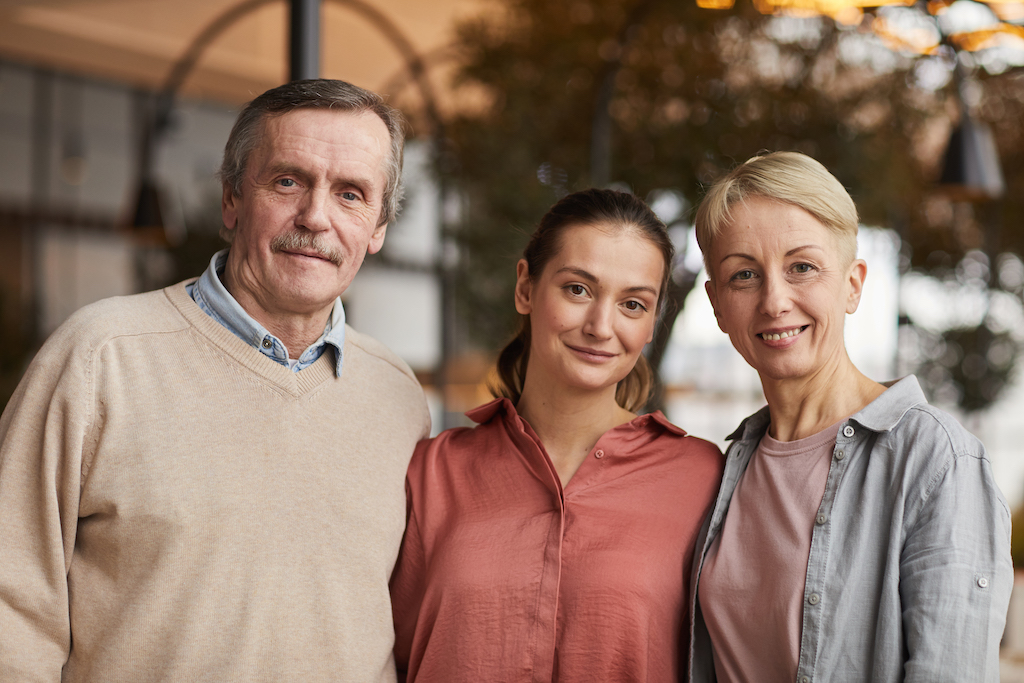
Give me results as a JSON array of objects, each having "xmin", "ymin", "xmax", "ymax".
[
  {"xmin": 725, "ymin": 376, "xmax": 928, "ymax": 443},
  {"xmin": 190, "ymin": 249, "xmax": 346, "ymax": 377}
]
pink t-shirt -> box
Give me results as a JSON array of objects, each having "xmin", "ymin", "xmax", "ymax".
[{"xmin": 698, "ymin": 420, "xmax": 843, "ymax": 683}]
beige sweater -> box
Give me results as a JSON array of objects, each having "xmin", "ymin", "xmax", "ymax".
[{"xmin": 0, "ymin": 281, "xmax": 430, "ymax": 682}]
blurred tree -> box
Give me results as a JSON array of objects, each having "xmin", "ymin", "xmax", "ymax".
[{"xmin": 441, "ymin": 0, "xmax": 972, "ymax": 409}]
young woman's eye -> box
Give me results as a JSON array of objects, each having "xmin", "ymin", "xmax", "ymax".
[
  {"xmin": 623, "ymin": 300, "xmax": 648, "ymax": 313},
  {"xmin": 567, "ymin": 284, "xmax": 586, "ymax": 296}
]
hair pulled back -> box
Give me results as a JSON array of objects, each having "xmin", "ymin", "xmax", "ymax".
[{"xmin": 492, "ymin": 188, "xmax": 673, "ymax": 413}]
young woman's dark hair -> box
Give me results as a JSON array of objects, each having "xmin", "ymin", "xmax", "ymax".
[{"xmin": 491, "ymin": 188, "xmax": 673, "ymax": 413}]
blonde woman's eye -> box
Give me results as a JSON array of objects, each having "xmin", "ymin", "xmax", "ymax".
[
  {"xmin": 733, "ymin": 270, "xmax": 755, "ymax": 281},
  {"xmin": 793, "ymin": 263, "xmax": 813, "ymax": 273}
]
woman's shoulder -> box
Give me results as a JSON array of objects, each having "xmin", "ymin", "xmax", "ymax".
[
  {"xmin": 409, "ymin": 401, "xmax": 514, "ymax": 467},
  {"xmin": 641, "ymin": 412, "xmax": 726, "ymax": 469}
]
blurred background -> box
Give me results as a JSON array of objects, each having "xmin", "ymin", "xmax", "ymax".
[{"xmin": 2, "ymin": 0, "xmax": 1024, "ymax": 668}]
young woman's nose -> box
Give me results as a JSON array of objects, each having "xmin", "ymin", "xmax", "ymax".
[{"xmin": 582, "ymin": 301, "xmax": 614, "ymax": 339}]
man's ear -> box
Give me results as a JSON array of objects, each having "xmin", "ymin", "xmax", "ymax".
[
  {"xmin": 705, "ymin": 279, "xmax": 726, "ymax": 333},
  {"xmin": 846, "ymin": 259, "xmax": 868, "ymax": 315},
  {"xmin": 514, "ymin": 260, "xmax": 532, "ymax": 315},
  {"xmin": 221, "ymin": 184, "xmax": 239, "ymax": 234},
  {"xmin": 367, "ymin": 222, "xmax": 388, "ymax": 255}
]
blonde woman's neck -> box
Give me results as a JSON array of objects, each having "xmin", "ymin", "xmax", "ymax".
[{"xmin": 760, "ymin": 354, "xmax": 886, "ymax": 442}]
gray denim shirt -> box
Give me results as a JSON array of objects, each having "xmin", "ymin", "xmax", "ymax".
[{"xmin": 688, "ymin": 376, "xmax": 1013, "ymax": 683}]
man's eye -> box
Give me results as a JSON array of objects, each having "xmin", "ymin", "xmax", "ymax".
[
  {"xmin": 278, "ymin": 179, "xmax": 296, "ymax": 187},
  {"xmin": 341, "ymin": 191, "xmax": 359, "ymax": 201}
]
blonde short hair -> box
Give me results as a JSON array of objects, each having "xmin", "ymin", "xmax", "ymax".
[{"xmin": 694, "ymin": 152, "xmax": 859, "ymax": 275}]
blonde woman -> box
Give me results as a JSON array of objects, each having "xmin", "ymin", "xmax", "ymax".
[{"xmin": 690, "ymin": 152, "xmax": 1012, "ymax": 682}]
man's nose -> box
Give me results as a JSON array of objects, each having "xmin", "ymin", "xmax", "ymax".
[{"xmin": 296, "ymin": 187, "xmax": 331, "ymax": 232}]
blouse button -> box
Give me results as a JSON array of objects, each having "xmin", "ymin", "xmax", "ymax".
[
  {"xmin": 801, "ymin": 677, "xmax": 810, "ymax": 683},
  {"xmin": 816, "ymin": 513, "xmax": 827, "ymax": 525},
  {"xmin": 978, "ymin": 577, "xmax": 990, "ymax": 588},
  {"xmin": 595, "ymin": 449, "xmax": 604, "ymax": 459},
  {"xmin": 808, "ymin": 593, "xmax": 820, "ymax": 605},
  {"xmin": 835, "ymin": 449, "xmax": 845, "ymax": 461},
  {"xmin": 261, "ymin": 338, "xmax": 272, "ymax": 349},
  {"xmin": 843, "ymin": 425, "xmax": 855, "ymax": 438}
]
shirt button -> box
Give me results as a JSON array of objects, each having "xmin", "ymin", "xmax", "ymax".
[
  {"xmin": 595, "ymin": 449, "xmax": 604, "ymax": 459},
  {"xmin": 816, "ymin": 513, "xmax": 827, "ymax": 525},
  {"xmin": 978, "ymin": 577, "xmax": 990, "ymax": 588},
  {"xmin": 843, "ymin": 425, "xmax": 855, "ymax": 437},
  {"xmin": 808, "ymin": 593, "xmax": 820, "ymax": 605},
  {"xmin": 801, "ymin": 677, "xmax": 810, "ymax": 683},
  {"xmin": 835, "ymin": 449, "xmax": 845, "ymax": 461},
  {"xmin": 261, "ymin": 338, "xmax": 272, "ymax": 349}
]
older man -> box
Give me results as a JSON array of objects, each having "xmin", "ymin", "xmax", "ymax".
[{"xmin": 0, "ymin": 80, "xmax": 430, "ymax": 682}]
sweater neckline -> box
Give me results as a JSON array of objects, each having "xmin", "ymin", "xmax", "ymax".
[{"xmin": 164, "ymin": 280, "xmax": 336, "ymax": 395}]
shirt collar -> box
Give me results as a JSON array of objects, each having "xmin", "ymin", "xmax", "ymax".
[
  {"xmin": 848, "ymin": 376, "xmax": 927, "ymax": 433},
  {"xmin": 190, "ymin": 249, "xmax": 346, "ymax": 377},
  {"xmin": 466, "ymin": 397, "xmax": 687, "ymax": 436},
  {"xmin": 725, "ymin": 375, "xmax": 928, "ymax": 442}
]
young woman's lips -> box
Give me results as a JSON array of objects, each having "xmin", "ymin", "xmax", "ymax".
[
  {"xmin": 567, "ymin": 344, "xmax": 616, "ymax": 361},
  {"xmin": 758, "ymin": 325, "xmax": 808, "ymax": 345}
]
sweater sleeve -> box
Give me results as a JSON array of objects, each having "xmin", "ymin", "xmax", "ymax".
[
  {"xmin": 899, "ymin": 424, "xmax": 1013, "ymax": 683},
  {"xmin": 0, "ymin": 325, "xmax": 96, "ymax": 681}
]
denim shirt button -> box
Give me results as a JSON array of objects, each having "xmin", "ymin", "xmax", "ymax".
[
  {"xmin": 816, "ymin": 513, "xmax": 827, "ymax": 525},
  {"xmin": 808, "ymin": 593, "xmax": 820, "ymax": 605},
  {"xmin": 835, "ymin": 449, "xmax": 845, "ymax": 461},
  {"xmin": 261, "ymin": 338, "xmax": 272, "ymax": 349},
  {"xmin": 843, "ymin": 425, "xmax": 855, "ymax": 437}
]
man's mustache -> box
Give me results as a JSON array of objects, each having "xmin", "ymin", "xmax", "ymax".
[{"xmin": 270, "ymin": 231, "xmax": 343, "ymax": 266}]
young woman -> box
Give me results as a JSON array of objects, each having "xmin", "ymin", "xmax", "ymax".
[
  {"xmin": 391, "ymin": 188, "xmax": 724, "ymax": 683},
  {"xmin": 690, "ymin": 152, "xmax": 1012, "ymax": 682}
]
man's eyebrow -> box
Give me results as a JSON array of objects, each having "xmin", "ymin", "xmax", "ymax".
[{"xmin": 554, "ymin": 266, "xmax": 658, "ymax": 296}]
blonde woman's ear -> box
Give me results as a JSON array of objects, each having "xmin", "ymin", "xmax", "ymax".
[{"xmin": 846, "ymin": 260, "xmax": 868, "ymax": 314}]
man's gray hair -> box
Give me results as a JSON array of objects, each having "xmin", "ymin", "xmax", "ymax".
[{"xmin": 220, "ymin": 78, "xmax": 405, "ymax": 229}]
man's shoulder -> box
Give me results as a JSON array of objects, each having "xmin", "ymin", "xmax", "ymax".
[
  {"xmin": 342, "ymin": 325, "xmax": 420, "ymax": 387},
  {"xmin": 49, "ymin": 285, "xmax": 189, "ymax": 351}
]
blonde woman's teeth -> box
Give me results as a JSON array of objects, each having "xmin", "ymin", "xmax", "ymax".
[{"xmin": 760, "ymin": 327, "xmax": 804, "ymax": 341}]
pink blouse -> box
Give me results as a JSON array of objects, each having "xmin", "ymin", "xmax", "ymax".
[{"xmin": 390, "ymin": 398, "xmax": 723, "ymax": 683}]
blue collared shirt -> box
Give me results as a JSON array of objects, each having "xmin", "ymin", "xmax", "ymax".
[
  {"xmin": 187, "ymin": 249, "xmax": 346, "ymax": 376},
  {"xmin": 689, "ymin": 375, "xmax": 1012, "ymax": 683}
]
